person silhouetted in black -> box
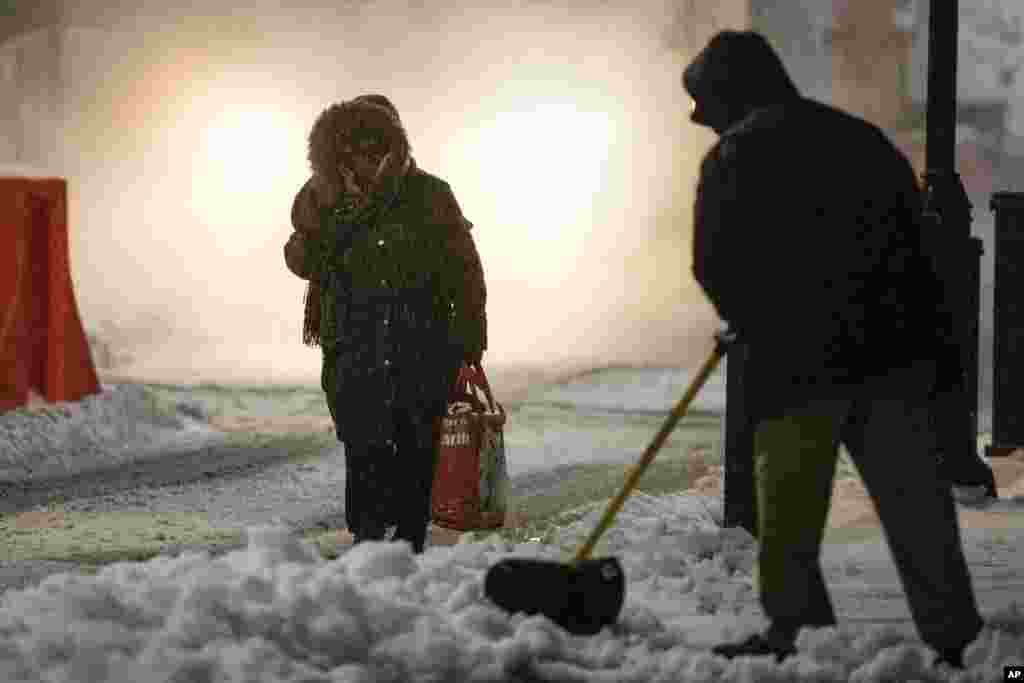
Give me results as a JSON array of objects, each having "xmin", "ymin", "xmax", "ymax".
[{"xmin": 683, "ymin": 30, "xmax": 984, "ymax": 669}]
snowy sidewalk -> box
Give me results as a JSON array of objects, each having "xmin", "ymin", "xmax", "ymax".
[
  {"xmin": 605, "ymin": 465, "xmax": 1024, "ymax": 654},
  {"xmin": 824, "ymin": 505, "xmax": 1024, "ymax": 635}
]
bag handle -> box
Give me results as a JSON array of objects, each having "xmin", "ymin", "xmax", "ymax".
[
  {"xmin": 447, "ymin": 385, "xmax": 487, "ymax": 414},
  {"xmin": 454, "ymin": 361, "xmax": 503, "ymax": 416}
]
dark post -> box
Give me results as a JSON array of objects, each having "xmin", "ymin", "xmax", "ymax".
[
  {"xmin": 921, "ymin": 0, "xmax": 984, "ymax": 471},
  {"xmin": 721, "ymin": 342, "xmax": 757, "ymax": 536},
  {"xmin": 986, "ymin": 193, "xmax": 1024, "ymax": 458}
]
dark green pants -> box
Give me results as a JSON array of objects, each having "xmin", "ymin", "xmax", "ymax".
[{"xmin": 754, "ymin": 361, "xmax": 983, "ymax": 652}]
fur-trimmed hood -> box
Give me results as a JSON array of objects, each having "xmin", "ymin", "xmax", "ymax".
[{"xmin": 306, "ymin": 95, "xmax": 413, "ymax": 207}]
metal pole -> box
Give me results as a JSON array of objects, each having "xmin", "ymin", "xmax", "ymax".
[
  {"xmin": 924, "ymin": 0, "xmax": 957, "ymax": 177},
  {"xmin": 921, "ymin": 0, "xmax": 984, "ymax": 476},
  {"xmin": 987, "ymin": 193, "xmax": 1024, "ymax": 458}
]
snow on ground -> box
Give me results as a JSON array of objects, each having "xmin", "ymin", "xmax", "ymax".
[
  {"xmin": 95, "ymin": 364, "xmax": 724, "ymax": 478},
  {"xmin": 535, "ymin": 365, "xmax": 727, "ymax": 415},
  {"xmin": 0, "ymin": 385, "xmax": 221, "ymax": 483},
  {"xmin": 1, "ymin": 493, "xmax": 1022, "ymax": 682},
  {"xmin": 2, "ymin": 367, "xmax": 1022, "ymax": 680},
  {"xmin": 486, "ymin": 364, "xmax": 725, "ymax": 477}
]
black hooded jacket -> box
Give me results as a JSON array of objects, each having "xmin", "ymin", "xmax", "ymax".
[{"xmin": 684, "ymin": 31, "xmax": 955, "ymax": 419}]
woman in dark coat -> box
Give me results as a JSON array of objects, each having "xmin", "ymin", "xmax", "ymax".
[{"xmin": 283, "ymin": 95, "xmax": 487, "ymax": 552}]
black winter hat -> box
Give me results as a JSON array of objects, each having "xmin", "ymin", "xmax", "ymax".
[{"xmin": 683, "ymin": 30, "xmax": 799, "ymax": 127}]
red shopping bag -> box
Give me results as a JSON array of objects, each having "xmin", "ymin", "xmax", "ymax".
[{"xmin": 431, "ymin": 362, "xmax": 509, "ymax": 531}]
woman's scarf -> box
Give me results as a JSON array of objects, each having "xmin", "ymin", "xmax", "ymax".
[
  {"xmin": 302, "ymin": 281, "xmax": 322, "ymax": 346},
  {"xmin": 302, "ymin": 156, "xmax": 413, "ymax": 348}
]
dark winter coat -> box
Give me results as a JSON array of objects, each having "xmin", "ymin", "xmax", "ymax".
[
  {"xmin": 684, "ymin": 31, "xmax": 955, "ymax": 420},
  {"xmin": 286, "ymin": 163, "xmax": 487, "ymax": 447}
]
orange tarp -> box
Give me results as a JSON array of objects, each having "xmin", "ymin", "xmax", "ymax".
[{"xmin": 0, "ymin": 176, "xmax": 100, "ymax": 412}]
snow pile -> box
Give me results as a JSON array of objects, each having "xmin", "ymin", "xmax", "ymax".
[
  {"xmin": 1, "ymin": 495, "xmax": 1021, "ymax": 682},
  {"xmin": 0, "ymin": 384, "xmax": 217, "ymax": 483},
  {"xmin": 550, "ymin": 492, "xmax": 759, "ymax": 617}
]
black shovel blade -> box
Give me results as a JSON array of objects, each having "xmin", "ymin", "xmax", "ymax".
[{"xmin": 483, "ymin": 557, "xmax": 625, "ymax": 635}]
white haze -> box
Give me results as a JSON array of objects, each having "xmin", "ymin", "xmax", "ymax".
[{"xmin": 50, "ymin": 0, "xmax": 726, "ymax": 384}]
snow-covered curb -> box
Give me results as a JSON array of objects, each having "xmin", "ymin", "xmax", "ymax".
[{"xmin": 0, "ymin": 385, "xmax": 219, "ymax": 483}]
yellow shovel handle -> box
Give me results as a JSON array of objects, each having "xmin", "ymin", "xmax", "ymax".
[{"xmin": 573, "ymin": 341, "xmax": 727, "ymax": 563}]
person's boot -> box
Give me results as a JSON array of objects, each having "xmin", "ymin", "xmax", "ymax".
[
  {"xmin": 951, "ymin": 462, "xmax": 998, "ymax": 508},
  {"xmin": 931, "ymin": 614, "xmax": 984, "ymax": 672},
  {"xmin": 932, "ymin": 646, "xmax": 966, "ymax": 670},
  {"xmin": 937, "ymin": 440, "xmax": 998, "ymax": 507},
  {"xmin": 394, "ymin": 520, "xmax": 428, "ymax": 554},
  {"xmin": 712, "ymin": 622, "xmax": 798, "ymax": 662},
  {"xmin": 350, "ymin": 516, "xmax": 391, "ymax": 545}
]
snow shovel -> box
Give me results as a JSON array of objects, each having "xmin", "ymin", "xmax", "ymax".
[{"xmin": 484, "ymin": 336, "xmax": 729, "ymax": 635}]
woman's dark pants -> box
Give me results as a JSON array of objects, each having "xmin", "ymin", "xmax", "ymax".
[{"xmin": 342, "ymin": 409, "xmax": 438, "ymax": 553}]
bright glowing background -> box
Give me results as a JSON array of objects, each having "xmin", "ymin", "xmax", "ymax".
[
  {"xmin": 201, "ymin": 110, "xmax": 298, "ymax": 197},
  {"xmin": 460, "ymin": 102, "xmax": 613, "ymax": 280},
  {"xmin": 55, "ymin": 0, "xmax": 724, "ymax": 384}
]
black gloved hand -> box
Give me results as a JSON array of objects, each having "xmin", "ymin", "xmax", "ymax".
[{"xmin": 714, "ymin": 326, "xmax": 739, "ymax": 351}]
